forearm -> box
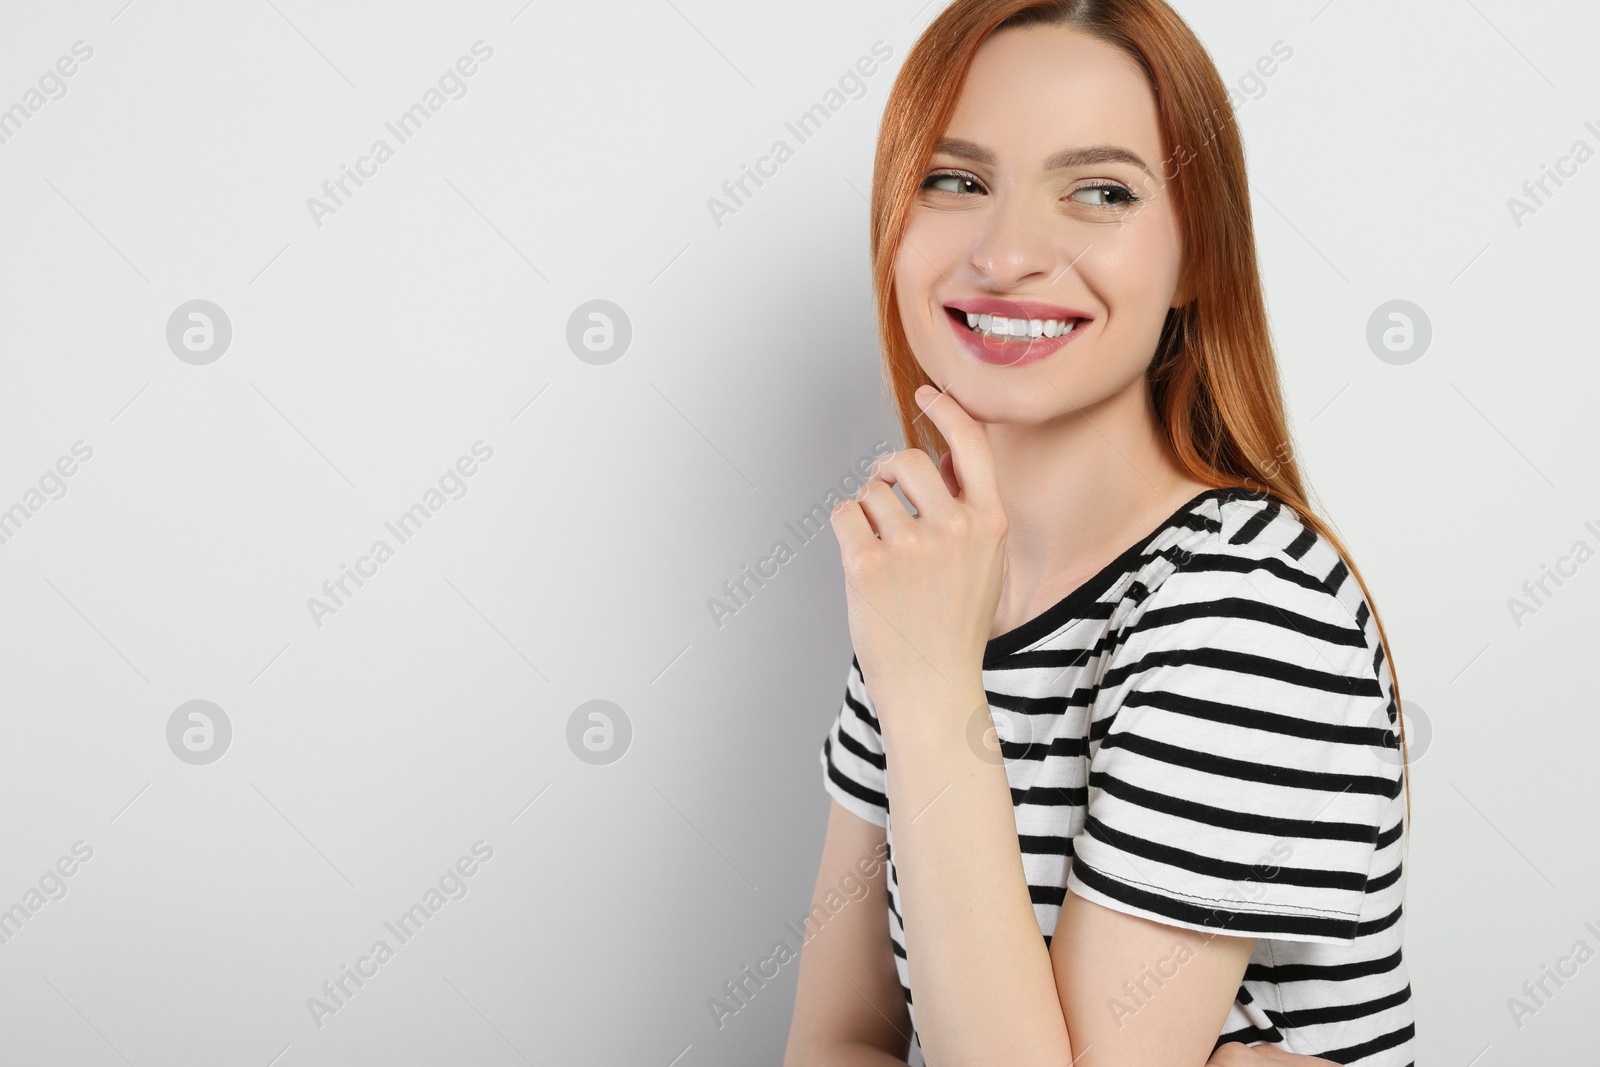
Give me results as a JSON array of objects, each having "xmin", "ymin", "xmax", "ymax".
[
  {"xmin": 877, "ymin": 674, "xmax": 1073, "ymax": 1067},
  {"xmin": 791, "ymin": 1041, "xmax": 911, "ymax": 1067}
]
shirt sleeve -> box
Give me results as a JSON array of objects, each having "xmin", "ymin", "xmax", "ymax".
[
  {"xmin": 1065, "ymin": 551, "xmax": 1404, "ymax": 943},
  {"xmin": 819, "ymin": 655, "xmax": 890, "ymax": 827}
]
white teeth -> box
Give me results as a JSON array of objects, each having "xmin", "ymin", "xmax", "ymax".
[{"xmin": 958, "ymin": 311, "xmax": 1080, "ymax": 340}]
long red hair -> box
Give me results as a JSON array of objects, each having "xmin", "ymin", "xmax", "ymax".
[{"xmin": 870, "ymin": 0, "xmax": 1411, "ymax": 831}]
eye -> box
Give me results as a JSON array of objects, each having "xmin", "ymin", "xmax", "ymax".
[
  {"xmin": 921, "ymin": 169, "xmax": 985, "ymax": 195},
  {"xmin": 1069, "ymin": 181, "xmax": 1142, "ymax": 209}
]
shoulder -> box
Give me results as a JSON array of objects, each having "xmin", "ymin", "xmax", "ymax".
[
  {"xmin": 1139, "ymin": 488, "xmax": 1374, "ymax": 634},
  {"xmin": 1114, "ymin": 487, "xmax": 1391, "ymax": 710}
]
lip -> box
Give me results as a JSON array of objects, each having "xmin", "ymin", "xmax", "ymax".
[
  {"xmin": 941, "ymin": 297, "xmax": 1093, "ymax": 368},
  {"xmin": 943, "ymin": 296, "xmax": 1094, "ymax": 322}
]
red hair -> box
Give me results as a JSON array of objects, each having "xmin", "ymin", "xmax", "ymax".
[{"xmin": 870, "ymin": 0, "xmax": 1411, "ymax": 829}]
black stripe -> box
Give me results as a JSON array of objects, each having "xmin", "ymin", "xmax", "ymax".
[
  {"xmin": 1285, "ymin": 524, "xmax": 1318, "ymax": 560},
  {"xmin": 1323, "ymin": 557, "xmax": 1350, "ymax": 597},
  {"xmin": 1265, "ymin": 984, "xmax": 1411, "ymax": 1028},
  {"xmin": 831, "ymin": 723, "xmax": 884, "ymax": 769},
  {"xmin": 1081, "ymin": 814, "xmax": 1370, "ymax": 891},
  {"xmin": 1029, "ymin": 882, "xmax": 1067, "ymax": 907},
  {"xmin": 1097, "ymin": 729, "xmax": 1399, "ymax": 798},
  {"xmin": 1070, "ymin": 857, "xmax": 1363, "ymax": 939},
  {"xmin": 1130, "ymin": 594, "xmax": 1368, "ymax": 649},
  {"xmin": 843, "ymin": 686, "xmax": 880, "ymax": 731},
  {"xmin": 1118, "ymin": 686, "xmax": 1393, "ymax": 747},
  {"xmin": 1111, "ymin": 644, "xmax": 1382, "ymax": 698},
  {"xmin": 1322, "ymin": 1021, "xmax": 1416, "ymax": 1065},
  {"xmin": 1169, "ymin": 551, "xmax": 1329, "ymax": 594},
  {"xmin": 1017, "ymin": 833, "xmax": 1075, "ymax": 856},
  {"xmin": 1228, "ymin": 497, "xmax": 1281, "ymax": 545},
  {"xmin": 1091, "ymin": 769, "xmax": 1380, "ymax": 842},
  {"xmin": 1012, "ymin": 783, "xmax": 1087, "ymax": 807},
  {"xmin": 1247, "ymin": 946, "xmax": 1403, "ymax": 984},
  {"xmin": 1214, "ymin": 1025, "xmax": 1284, "ymax": 1053},
  {"xmin": 822, "ymin": 736, "xmax": 887, "ymax": 812}
]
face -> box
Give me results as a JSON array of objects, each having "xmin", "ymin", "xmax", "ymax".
[{"xmin": 893, "ymin": 25, "xmax": 1187, "ymax": 425}]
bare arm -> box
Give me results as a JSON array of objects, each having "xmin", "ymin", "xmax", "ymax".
[
  {"xmin": 1051, "ymin": 891, "xmax": 1255, "ymax": 1064},
  {"xmin": 783, "ymin": 799, "xmax": 915, "ymax": 1067}
]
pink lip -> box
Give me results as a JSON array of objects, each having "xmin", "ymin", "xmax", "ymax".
[
  {"xmin": 944, "ymin": 296, "xmax": 1094, "ymax": 321},
  {"xmin": 941, "ymin": 297, "xmax": 1093, "ymax": 368}
]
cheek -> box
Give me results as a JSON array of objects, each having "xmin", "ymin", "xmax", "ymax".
[
  {"xmin": 893, "ymin": 248, "xmax": 936, "ymax": 326},
  {"xmin": 1090, "ymin": 223, "xmax": 1183, "ymax": 310}
]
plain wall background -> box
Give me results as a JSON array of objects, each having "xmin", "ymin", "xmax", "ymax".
[{"xmin": 0, "ymin": 0, "xmax": 1596, "ymax": 1063}]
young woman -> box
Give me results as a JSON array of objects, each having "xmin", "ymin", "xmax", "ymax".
[{"xmin": 784, "ymin": 2, "xmax": 1414, "ymax": 1065}]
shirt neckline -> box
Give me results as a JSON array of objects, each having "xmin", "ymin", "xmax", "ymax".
[{"xmin": 982, "ymin": 485, "xmax": 1255, "ymax": 663}]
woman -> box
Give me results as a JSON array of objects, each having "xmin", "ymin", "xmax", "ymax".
[{"xmin": 784, "ymin": 1, "xmax": 1414, "ymax": 1065}]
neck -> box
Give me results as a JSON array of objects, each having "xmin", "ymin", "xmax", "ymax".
[{"xmin": 981, "ymin": 377, "xmax": 1209, "ymax": 622}]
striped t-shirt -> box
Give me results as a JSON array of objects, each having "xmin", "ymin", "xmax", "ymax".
[{"xmin": 820, "ymin": 485, "xmax": 1414, "ymax": 1064}]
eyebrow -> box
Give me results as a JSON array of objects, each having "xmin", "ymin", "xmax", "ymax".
[{"xmin": 933, "ymin": 137, "xmax": 1155, "ymax": 179}]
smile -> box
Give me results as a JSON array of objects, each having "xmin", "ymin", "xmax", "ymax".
[
  {"xmin": 948, "ymin": 307, "xmax": 1084, "ymax": 340},
  {"xmin": 942, "ymin": 305, "xmax": 1090, "ymax": 367}
]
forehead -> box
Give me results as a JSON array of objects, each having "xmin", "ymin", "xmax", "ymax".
[{"xmin": 941, "ymin": 25, "xmax": 1165, "ymax": 166}]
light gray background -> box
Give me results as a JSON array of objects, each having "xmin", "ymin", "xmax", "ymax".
[{"xmin": 0, "ymin": 0, "xmax": 1595, "ymax": 1063}]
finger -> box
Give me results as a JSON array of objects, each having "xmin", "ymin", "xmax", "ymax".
[
  {"xmin": 853, "ymin": 478, "xmax": 914, "ymax": 538},
  {"xmin": 864, "ymin": 448, "xmax": 953, "ymax": 519},
  {"xmin": 937, "ymin": 449, "xmax": 960, "ymax": 497},
  {"xmin": 914, "ymin": 384, "xmax": 1000, "ymax": 509},
  {"xmin": 829, "ymin": 497, "xmax": 878, "ymax": 557}
]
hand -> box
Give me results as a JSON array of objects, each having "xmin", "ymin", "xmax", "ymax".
[
  {"xmin": 828, "ymin": 384, "xmax": 1009, "ymax": 707},
  {"xmin": 1208, "ymin": 1041, "xmax": 1341, "ymax": 1066}
]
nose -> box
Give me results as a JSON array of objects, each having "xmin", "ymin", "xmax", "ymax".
[{"xmin": 966, "ymin": 188, "xmax": 1070, "ymax": 290}]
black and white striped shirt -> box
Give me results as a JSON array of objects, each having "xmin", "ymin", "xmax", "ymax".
[{"xmin": 820, "ymin": 485, "xmax": 1414, "ymax": 1064}]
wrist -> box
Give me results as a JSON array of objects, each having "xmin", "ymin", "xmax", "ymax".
[{"xmin": 869, "ymin": 670, "xmax": 989, "ymax": 742}]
